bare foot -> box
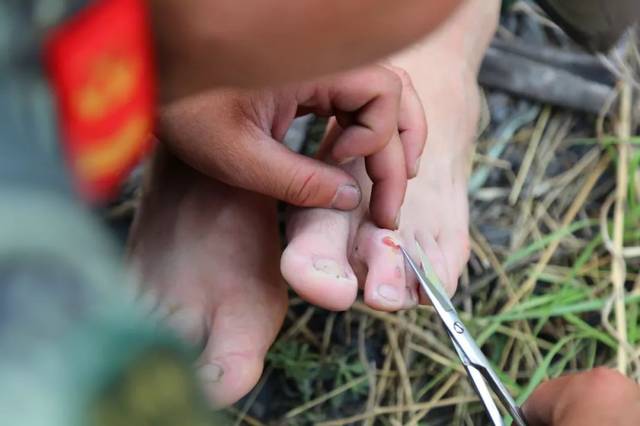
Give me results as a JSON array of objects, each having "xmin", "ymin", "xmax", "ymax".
[
  {"xmin": 282, "ymin": 152, "xmax": 418, "ymax": 311},
  {"xmin": 127, "ymin": 146, "xmax": 287, "ymax": 406},
  {"xmin": 281, "ymin": 0, "xmax": 499, "ymax": 310}
]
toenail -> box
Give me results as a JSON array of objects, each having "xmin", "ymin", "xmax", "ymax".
[
  {"xmin": 200, "ymin": 363, "xmax": 224, "ymax": 383},
  {"xmin": 313, "ymin": 258, "xmax": 347, "ymax": 279},
  {"xmin": 377, "ymin": 284, "xmax": 401, "ymax": 303},
  {"xmin": 331, "ymin": 184, "xmax": 361, "ymax": 210}
]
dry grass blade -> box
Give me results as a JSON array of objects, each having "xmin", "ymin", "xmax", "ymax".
[
  {"xmin": 407, "ymin": 373, "xmax": 461, "ymax": 425},
  {"xmin": 284, "ymin": 375, "xmax": 368, "ymax": 419},
  {"xmin": 611, "ymin": 78, "xmax": 632, "ymax": 373},
  {"xmin": 384, "ymin": 322, "xmax": 415, "ymax": 421},
  {"xmin": 510, "ymin": 106, "xmax": 551, "ymax": 204},
  {"xmin": 315, "ymin": 396, "xmax": 478, "ymax": 426},
  {"xmin": 504, "ymin": 153, "xmax": 611, "ymax": 311}
]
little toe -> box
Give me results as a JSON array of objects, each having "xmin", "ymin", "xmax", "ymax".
[
  {"xmin": 355, "ymin": 224, "xmax": 416, "ymax": 311},
  {"xmin": 281, "ymin": 208, "xmax": 358, "ymax": 311}
]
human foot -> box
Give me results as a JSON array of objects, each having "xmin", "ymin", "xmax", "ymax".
[
  {"xmin": 281, "ymin": 112, "xmax": 469, "ymax": 312},
  {"xmin": 281, "ymin": 0, "xmax": 499, "ymax": 311},
  {"xmin": 282, "ymin": 150, "xmax": 418, "ymax": 312},
  {"xmin": 127, "ymin": 146, "xmax": 287, "ymax": 406}
]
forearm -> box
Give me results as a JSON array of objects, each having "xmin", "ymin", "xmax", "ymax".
[{"xmin": 150, "ymin": 0, "xmax": 464, "ymax": 102}]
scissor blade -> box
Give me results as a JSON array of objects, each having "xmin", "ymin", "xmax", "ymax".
[
  {"xmin": 455, "ymin": 325, "xmax": 529, "ymax": 426},
  {"xmin": 466, "ymin": 364, "xmax": 504, "ymax": 425},
  {"xmin": 401, "ymin": 244, "xmax": 529, "ymax": 426},
  {"xmin": 399, "ymin": 245, "xmax": 455, "ymax": 314},
  {"xmin": 451, "ymin": 339, "xmax": 503, "ymax": 425},
  {"xmin": 478, "ymin": 364, "xmax": 529, "ymax": 426}
]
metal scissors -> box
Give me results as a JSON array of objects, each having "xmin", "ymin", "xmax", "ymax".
[{"xmin": 399, "ymin": 244, "xmax": 528, "ymax": 426}]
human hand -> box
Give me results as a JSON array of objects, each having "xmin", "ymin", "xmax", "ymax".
[
  {"xmin": 157, "ymin": 65, "xmax": 426, "ymax": 230},
  {"xmin": 523, "ymin": 368, "xmax": 640, "ymax": 426}
]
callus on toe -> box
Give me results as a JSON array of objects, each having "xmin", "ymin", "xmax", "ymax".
[{"xmin": 312, "ymin": 258, "xmax": 351, "ymax": 280}]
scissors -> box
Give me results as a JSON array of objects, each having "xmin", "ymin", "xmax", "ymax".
[{"xmin": 399, "ymin": 244, "xmax": 528, "ymax": 426}]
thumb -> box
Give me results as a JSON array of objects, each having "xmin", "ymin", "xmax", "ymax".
[{"xmin": 188, "ymin": 132, "xmax": 362, "ymax": 210}]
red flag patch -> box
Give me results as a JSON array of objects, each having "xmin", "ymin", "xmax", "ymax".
[{"xmin": 45, "ymin": 0, "xmax": 155, "ymax": 202}]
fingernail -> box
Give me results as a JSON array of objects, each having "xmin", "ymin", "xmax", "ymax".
[
  {"xmin": 413, "ymin": 156, "xmax": 422, "ymax": 177},
  {"xmin": 313, "ymin": 258, "xmax": 347, "ymax": 279},
  {"xmin": 338, "ymin": 156, "xmax": 356, "ymax": 165},
  {"xmin": 200, "ymin": 363, "xmax": 224, "ymax": 383},
  {"xmin": 331, "ymin": 184, "xmax": 361, "ymax": 210},
  {"xmin": 377, "ymin": 284, "xmax": 401, "ymax": 303},
  {"xmin": 395, "ymin": 211, "xmax": 402, "ymax": 229}
]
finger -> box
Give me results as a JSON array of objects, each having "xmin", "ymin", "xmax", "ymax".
[
  {"xmin": 236, "ymin": 139, "xmax": 363, "ymax": 210},
  {"xmin": 168, "ymin": 121, "xmax": 364, "ymax": 210},
  {"xmin": 523, "ymin": 375, "xmax": 577, "ymax": 426},
  {"xmin": 366, "ymin": 132, "xmax": 407, "ymax": 230},
  {"xmin": 315, "ymin": 117, "xmax": 344, "ymax": 163},
  {"xmin": 297, "ymin": 65, "xmax": 402, "ymax": 163},
  {"xmin": 522, "ymin": 368, "xmax": 640, "ymax": 426},
  {"xmin": 386, "ymin": 65, "xmax": 428, "ymax": 178}
]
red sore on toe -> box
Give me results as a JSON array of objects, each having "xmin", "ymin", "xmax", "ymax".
[{"xmin": 382, "ymin": 236, "xmax": 400, "ymax": 250}]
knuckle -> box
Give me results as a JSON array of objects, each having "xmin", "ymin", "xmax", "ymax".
[{"xmin": 284, "ymin": 166, "xmax": 321, "ymax": 206}]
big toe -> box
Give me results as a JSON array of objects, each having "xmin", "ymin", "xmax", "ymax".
[
  {"xmin": 281, "ymin": 208, "xmax": 358, "ymax": 311},
  {"xmin": 198, "ymin": 281, "xmax": 287, "ymax": 407},
  {"xmin": 354, "ymin": 223, "xmax": 417, "ymax": 312}
]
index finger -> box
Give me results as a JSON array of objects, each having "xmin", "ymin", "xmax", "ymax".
[
  {"xmin": 296, "ymin": 65, "xmax": 402, "ymax": 163},
  {"xmin": 366, "ymin": 132, "xmax": 407, "ymax": 229},
  {"xmin": 384, "ymin": 65, "xmax": 427, "ymax": 179}
]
